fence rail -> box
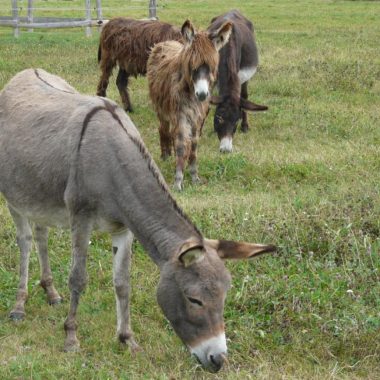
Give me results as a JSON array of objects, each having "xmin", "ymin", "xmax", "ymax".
[{"xmin": 0, "ymin": 0, "xmax": 157, "ymax": 37}]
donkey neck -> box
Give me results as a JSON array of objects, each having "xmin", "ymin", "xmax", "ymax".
[
  {"xmin": 217, "ymin": 42, "xmax": 241, "ymax": 100},
  {"xmin": 96, "ymin": 128, "xmax": 202, "ymax": 267},
  {"xmin": 122, "ymin": 190, "xmax": 201, "ymax": 267}
]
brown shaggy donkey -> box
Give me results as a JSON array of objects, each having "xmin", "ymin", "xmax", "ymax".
[
  {"xmin": 147, "ymin": 20, "xmax": 232, "ymax": 191},
  {"xmin": 97, "ymin": 17, "xmax": 182, "ymax": 112}
]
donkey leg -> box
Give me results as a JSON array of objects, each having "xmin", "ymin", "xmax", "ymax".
[
  {"xmin": 116, "ymin": 69, "xmax": 133, "ymax": 112},
  {"xmin": 8, "ymin": 206, "xmax": 32, "ymax": 321},
  {"xmin": 112, "ymin": 230, "xmax": 140, "ymax": 353},
  {"xmin": 96, "ymin": 59, "xmax": 115, "ymax": 98},
  {"xmin": 173, "ymin": 131, "xmax": 187, "ymax": 191},
  {"xmin": 189, "ymin": 126, "xmax": 202, "ymax": 184},
  {"xmin": 34, "ymin": 225, "xmax": 62, "ymax": 305},
  {"xmin": 63, "ymin": 216, "xmax": 92, "ymax": 352},
  {"xmin": 159, "ymin": 119, "xmax": 172, "ymax": 160},
  {"xmin": 241, "ymin": 82, "xmax": 249, "ymax": 133}
]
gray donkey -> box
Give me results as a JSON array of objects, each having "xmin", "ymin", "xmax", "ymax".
[{"xmin": 0, "ymin": 69, "xmax": 276, "ymax": 372}]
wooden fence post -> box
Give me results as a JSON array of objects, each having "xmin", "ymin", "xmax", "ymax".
[
  {"xmin": 96, "ymin": 0, "xmax": 102, "ymax": 22},
  {"xmin": 11, "ymin": 0, "xmax": 19, "ymax": 37},
  {"xmin": 27, "ymin": 0, "xmax": 34, "ymax": 33},
  {"xmin": 149, "ymin": 0, "xmax": 157, "ymax": 19},
  {"xmin": 85, "ymin": 0, "xmax": 91, "ymax": 36}
]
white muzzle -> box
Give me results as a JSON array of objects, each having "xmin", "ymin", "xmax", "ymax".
[{"xmin": 219, "ymin": 136, "xmax": 233, "ymax": 153}]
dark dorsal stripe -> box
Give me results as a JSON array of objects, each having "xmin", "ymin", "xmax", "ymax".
[
  {"xmin": 77, "ymin": 99, "xmax": 124, "ymax": 152},
  {"xmin": 78, "ymin": 106, "xmax": 106, "ymax": 152},
  {"xmin": 101, "ymin": 99, "xmax": 124, "ymax": 127},
  {"xmin": 34, "ymin": 69, "xmax": 76, "ymax": 94}
]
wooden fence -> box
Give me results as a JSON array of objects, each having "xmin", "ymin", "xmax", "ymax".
[{"xmin": 0, "ymin": 0, "xmax": 157, "ymax": 37}]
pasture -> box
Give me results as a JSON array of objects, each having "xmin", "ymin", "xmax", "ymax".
[{"xmin": 0, "ymin": 0, "xmax": 379, "ymax": 378}]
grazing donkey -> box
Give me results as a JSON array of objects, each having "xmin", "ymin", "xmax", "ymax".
[
  {"xmin": 96, "ymin": 17, "xmax": 182, "ymax": 112},
  {"xmin": 147, "ymin": 20, "xmax": 232, "ymax": 191},
  {"xmin": 0, "ymin": 69, "xmax": 276, "ymax": 372},
  {"xmin": 208, "ymin": 10, "xmax": 268, "ymax": 153}
]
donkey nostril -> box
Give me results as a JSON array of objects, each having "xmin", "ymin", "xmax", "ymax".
[
  {"xmin": 196, "ymin": 92, "xmax": 207, "ymax": 101},
  {"xmin": 209, "ymin": 354, "xmax": 224, "ymax": 371}
]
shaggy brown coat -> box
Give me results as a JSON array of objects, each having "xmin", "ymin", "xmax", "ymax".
[
  {"xmin": 147, "ymin": 20, "xmax": 232, "ymax": 191},
  {"xmin": 97, "ymin": 17, "xmax": 182, "ymax": 111}
]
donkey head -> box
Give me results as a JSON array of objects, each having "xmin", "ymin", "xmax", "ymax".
[
  {"xmin": 180, "ymin": 20, "xmax": 232, "ymax": 102},
  {"xmin": 211, "ymin": 96, "xmax": 268, "ymax": 153},
  {"xmin": 157, "ymin": 238, "xmax": 276, "ymax": 372}
]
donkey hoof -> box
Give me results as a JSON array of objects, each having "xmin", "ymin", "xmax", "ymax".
[
  {"xmin": 191, "ymin": 176, "xmax": 204, "ymax": 185},
  {"xmin": 49, "ymin": 297, "xmax": 62, "ymax": 306},
  {"xmin": 173, "ymin": 182, "xmax": 183, "ymax": 192},
  {"xmin": 161, "ymin": 153, "xmax": 171, "ymax": 161},
  {"xmin": 241, "ymin": 124, "xmax": 249, "ymax": 133},
  {"xmin": 9, "ymin": 310, "xmax": 25, "ymax": 321},
  {"xmin": 64, "ymin": 341, "xmax": 80, "ymax": 353},
  {"xmin": 118, "ymin": 333, "xmax": 142, "ymax": 355},
  {"xmin": 130, "ymin": 341, "xmax": 142, "ymax": 356}
]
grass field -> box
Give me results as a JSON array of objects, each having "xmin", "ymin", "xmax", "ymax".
[{"xmin": 1, "ymin": 0, "xmax": 379, "ymax": 378}]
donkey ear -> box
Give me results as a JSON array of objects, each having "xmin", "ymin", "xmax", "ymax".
[
  {"xmin": 240, "ymin": 98, "xmax": 268, "ymax": 112},
  {"xmin": 210, "ymin": 95, "xmax": 223, "ymax": 105},
  {"xmin": 179, "ymin": 248, "xmax": 205, "ymax": 267},
  {"xmin": 204, "ymin": 239, "xmax": 276, "ymax": 260},
  {"xmin": 177, "ymin": 239, "xmax": 205, "ymax": 267},
  {"xmin": 208, "ymin": 21, "xmax": 232, "ymax": 51},
  {"xmin": 181, "ymin": 19, "xmax": 195, "ymax": 43}
]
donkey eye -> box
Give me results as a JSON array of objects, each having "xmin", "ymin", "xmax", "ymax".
[{"xmin": 187, "ymin": 297, "xmax": 203, "ymax": 306}]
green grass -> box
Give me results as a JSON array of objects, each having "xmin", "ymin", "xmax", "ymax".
[{"xmin": 1, "ymin": 0, "xmax": 380, "ymax": 378}]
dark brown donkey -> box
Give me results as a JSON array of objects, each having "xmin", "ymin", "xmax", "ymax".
[
  {"xmin": 147, "ymin": 20, "xmax": 232, "ymax": 191},
  {"xmin": 96, "ymin": 17, "xmax": 182, "ymax": 112},
  {"xmin": 208, "ymin": 10, "xmax": 268, "ymax": 153},
  {"xmin": 0, "ymin": 69, "xmax": 276, "ymax": 373}
]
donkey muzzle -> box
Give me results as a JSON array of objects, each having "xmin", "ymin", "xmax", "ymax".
[
  {"xmin": 190, "ymin": 333, "xmax": 227, "ymax": 372},
  {"xmin": 219, "ymin": 136, "xmax": 233, "ymax": 153},
  {"xmin": 194, "ymin": 79, "xmax": 209, "ymax": 102}
]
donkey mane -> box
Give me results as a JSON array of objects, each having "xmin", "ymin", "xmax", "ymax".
[
  {"xmin": 207, "ymin": 21, "xmax": 242, "ymax": 102},
  {"xmin": 78, "ymin": 98, "xmax": 201, "ymax": 236},
  {"xmin": 216, "ymin": 39, "xmax": 241, "ymax": 101},
  {"xmin": 116, "ymin": 114, "xmax": 202, "ymax": 237}
]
